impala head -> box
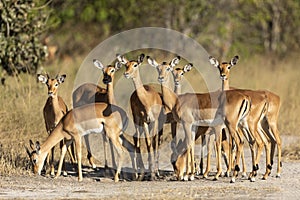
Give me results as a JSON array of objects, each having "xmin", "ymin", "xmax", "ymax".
[
  {"xmin": 147, "ymin": 56, "xmax": 181, "ymax": 83},
  {"xmin": 26, "ymin": 140, "xmax": 44, "ymax": 175},
  {"xmin": 93, "ymin": 59, "xmax": 122, "ymax": 84},
  {"xmin": 172, "ymin": 63, "xmax": 193, "ymax": 86},
  {"xmin": 37, "ymin": 74, "xmax": 66, "ymax": 97},
  {"xmin": 209, "ymin": 55, "xmax": 239, "ymax": 80},
  {"xmin": 116, "ymin": 53, "xmax": 145, "ymax": 79}
]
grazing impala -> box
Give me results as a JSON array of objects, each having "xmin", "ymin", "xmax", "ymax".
[
  {"xmin": 37, "ymin": 74, "xmax": 75, "ymax": 176},
  {"xmin": 117, "ymin": 53, "xmax": 164, "ymax": 180},
  {"xmin": 72, "ymin": 60, "xmax": 121, "ymax": 170},
  {"xmin": 27, "ymin": 103, "xmax": 129, "ymax": 182},
  {"xmin": 209, "ymin": 55, "xmax": 282, "ymax": 180}
]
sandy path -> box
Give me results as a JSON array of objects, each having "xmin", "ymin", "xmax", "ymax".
[{"xmin": 0, "ymin": 136, "xmax": 299, "ymax": 199}]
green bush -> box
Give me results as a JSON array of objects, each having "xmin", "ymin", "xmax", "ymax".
[{"xmin": 0, "ymin": 0, "xmax": 49, "ymax": 76}]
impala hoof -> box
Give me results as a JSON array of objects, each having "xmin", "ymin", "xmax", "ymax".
[
  {"xmin": 183, "ymin": 175, "xmax": 189, "ymax": 181},
  {"xmin": 230, "ymin": 178, "xmax": 236, "ymax": 183},
  {"xmin": 250, "ymin": 177, "xmax": 256, "ymax": 182},
  {"xmin": 276, "ymin": 174, "xmax": 281, "ymax": 178},
  {"xmin": 189, "ymin": 175, "xmax": 195, "ymax": 181},
  {"xmin": 63, "ymin": 171, "xmax": 68, "ymax": 177}
]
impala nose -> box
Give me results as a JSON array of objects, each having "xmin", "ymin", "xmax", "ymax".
[
  {"xmin": 103, "ymin": 75, "xmax": 112, "ymax": 84},
  {"xmin": 124, "ymin": 72, "xmax": 130, "ymax": 78},
  {"xmin": 220, "ymin": 74, "xmax": 227, "ymax": 80},
  {"xmin": 158, "ymin": 76, "xmax": 164, "ymax": 83},
  {"xmin": 48, "ymin": 91, "xmax": 54, "ymax": 97}
]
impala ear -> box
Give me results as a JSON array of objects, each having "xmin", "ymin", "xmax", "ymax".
[
  {"xmin": 37, "ymin": 74, "xmax": 48, "ymax": 84},
  {"xmin": 230, "ymin": 55, "xmax": 239, "ymax": 66},
  {"xmin": 137, "ymin": 53, "xmax": 145, "ymax": 64},
  {"xmin": 116, "ymin": 54, "xmax": 128, "ymax": 64},
  {"xmin": 29, "ymin": 140, "xmax": 35, "ymax": 150},
  {"xmin": 209, "ymin": 56, "xmax": 219, "ymax": 68},
  {"xmin": 93, "ymin": 59, "xmax": 105, "ymax": 70},
  {"xmin": 35, "ymin": 141, "xmax": 41, "ymax": 154},
  {"xmin": 183, "ymin": 63, "xmax": 193, "ymax": 73},
  {"xmin": 147, "ymin": 56, "xmax": 159, "ymax": 68},
  {"xmin": 25, "ymin": 145, "xmax": 31, "ymax": 157},
  {"xmin": 170, "ymin": 56, "xmax": 181, "ymax": 67},
  {"xmin": 56, "ymin": 74, "xmax": 66, "ymax": 84},
  {"xmin": 115, "ymin": 61, "xmax": 122, "ymax": 70}
]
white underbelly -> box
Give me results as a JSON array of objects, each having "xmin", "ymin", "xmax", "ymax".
[{"xmin": 75, "ymin": 119, "xmax": 104, "ymax": 136}]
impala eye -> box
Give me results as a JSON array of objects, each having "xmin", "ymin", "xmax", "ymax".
[{"xmin": 133, "ymin": 63, "xmax": 138, "ymax": 68}]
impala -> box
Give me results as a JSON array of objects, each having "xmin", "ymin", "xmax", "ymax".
[
  {"xmin": 72, "ymin": 60, "xmax": 121, "ymax": 170},
  {"xmin": 27, "ymin": 103, "xmax": 129, "ymax": 182},
  {"xmin": 209, "ymin": 55, "xmax": 282, "ymax": 180},
  {"xmin": 37, "ymin": 74, "xmax": 75, "ymax": 176},
  {"xmin": 117, "ymin": 53, "xmax": 164, "ymax": 180}
]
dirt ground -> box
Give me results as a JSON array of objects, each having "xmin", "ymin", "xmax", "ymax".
[{"xmin": 1, "ymin": 136, "xmax": 299, "ymax": 199}]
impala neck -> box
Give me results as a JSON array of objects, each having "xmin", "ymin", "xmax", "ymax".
[
  {"xmin": 160, "ymin": 80, "xmax": 177, "ymax": 112},
  {"xmin": 106, "ymin": 82, "xmax": 116, "ymax": 105},
  {"xmin": 131, "ymin": 70, "xmax": 149, "ymax": 100},
  {"xmin": 174, "ymin": 83, "xmax": 181, "ymax": 95},
  {"xmin": 222, "ymin": 79, "xmax": 230, "ymax": 91},
  {"xmin": 49, "ymin": 93, "xmax": 62, "ymax": 116},
  {"xmin": 40, "ymin": 122, "xmax": 65, "ymax": 156}
]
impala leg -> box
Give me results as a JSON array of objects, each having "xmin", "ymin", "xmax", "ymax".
[
  {"xmin": 108, "ymin": 133, "xmax": 125, "ymax": 183},
  {"xmin": 144, "ymin": 122, "xmax": 155, "ymax": 180},
  {"xmin": 59, "ymin": 140, "xmax": 68, "ymax": 176},
  {"xmin": 247, "ymin": 120, "xmax": 263, "ymax": 182},
  {"xmin": 248, "ymin": 141, "xmax": 257, "ymax": 181},
  {"xmin": 199, "ymin": 134, "xmax": 206, "ymax": 176},
  {"xmin": 269, "ymin": 122, "xmax": 282, "ymax": 178},
  {"xmin": 55, "ymin": 143, "xmax": 68, "ymax": 179},
  {"xmin": 181, "ymin": 122, "xmax": 193, "ymax": 181},
  {"xmin": 221, "ymin": 128, "xmax": 230, "ymax": 177},
  {"xmin": 67, "ymin": 142, "xmax": 76, "ymax": 164},
  {"xmin": 236, "ymin": 128, "xmax": 247, "ymax": 178},
  {"xmin": 171, "ymin": 122, "xmax": 177, "ymax": 153},
  {"xmin": 134, "ymin": 126, "xmax": 145, "ymax": 181},
  {"xmin": 225, "ymin": 134, "xmax": 233, "ymax": 177},
  {"xmin": 85, "ymin": 135, "xmax": 96, "ymax": 169},
  {"xmin": 153, "ymin": 120, "xmax": 160, "ymax": 177},
  {"xmin": 74, "ymin": 136, "xmax": 83, "ymax": 182},
  {"xmin": 228, "ymin": 125, "xmax": 243, "ymax": 183},
  {"xmin": 203, "ymin": 133, "xmax": 212, "ymax": 179},
  {"xmin": 256, "ymin": 123, "xmax": 272, "ymax": 180},
  {"xmin": 50, "ymin": 147, "xmax": 55, "ymax": 176},
  {"xmin": 214, "ymin": 126, "xmax": 223, "ymax": 180}
]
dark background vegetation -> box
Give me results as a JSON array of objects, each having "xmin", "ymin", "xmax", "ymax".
[{"xmin": 1, "ymin": 0, "xmax": 300, "ymax": 77}]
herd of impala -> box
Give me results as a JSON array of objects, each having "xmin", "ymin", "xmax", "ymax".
[{"xmin": 26, "ymin": 53, "xmax": 282, "ymax": 183}]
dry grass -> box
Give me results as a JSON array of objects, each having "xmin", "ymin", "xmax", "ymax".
[{"xmin": 0, "ymin": 53, "xmax": 299, "ymax": 176}]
